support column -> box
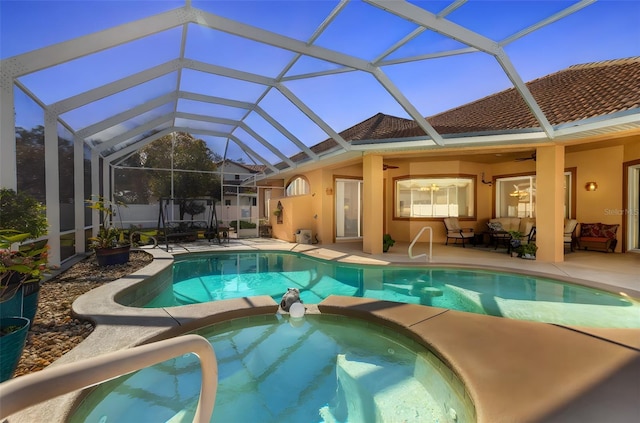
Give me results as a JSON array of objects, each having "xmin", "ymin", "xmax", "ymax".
[
  {"xmin": 74, "ymin": 135, "xmax": 86, "ymax": 254},
  {"xmin": 536, "ymin": 145, "xmax": 565, "ymax": 262},
  {"xmin": 0, "ymin": 76, "xmax": 16, "ymax": 189},
  {"xmin": 363, "ymin": 154, "xmax": 383, "ymax": 254},
  {"xmin": 91, "ymin": 150, "xmax": 101, "ymax": 238},
  {"xmin": 44, "ymin": 112, "xmax": 61, "ymax": 267}
]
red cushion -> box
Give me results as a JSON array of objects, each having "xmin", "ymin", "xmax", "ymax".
[
  {"xmin": 579, "ymin": 237, "xmax": 609, "ymax": 243},
  {"xmin": 580, "ymin": 223, "xmax": 601, "ymax": 238},
  {"xmin": 600, "ymin": 224, "xmax": 619, "ymax": 239}
]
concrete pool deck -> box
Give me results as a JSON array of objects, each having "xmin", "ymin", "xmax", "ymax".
[{"xmin": 4, "ymin": 239, "xmax": 640, "ymax": 422}]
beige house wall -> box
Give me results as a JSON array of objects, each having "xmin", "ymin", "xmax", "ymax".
[
  {"xmin": 566, "ymin": 145, "xmax": 624, "ymax": 252},
  {"xmin": 265, "ymin": 132, "xmax": 640, "ymax": 259},
  {"xmin": 623, "ymin": 133, "xmax": 640, "ymax": 161}
]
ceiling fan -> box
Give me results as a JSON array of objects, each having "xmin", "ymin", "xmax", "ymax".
[
  {"xmin": 515, "ymin": 152, "xmax": 536, "ymax": 162},
  {"xmin": 382, "ymin": 163, "xmax": 399, "ymax": 170}
]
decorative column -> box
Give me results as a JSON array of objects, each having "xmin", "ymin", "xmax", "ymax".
[
  {"xmin": 536, "ymin": 145, "xmax": 565, "ymax": 262},
  {"xmin": 363, "ymin": 154, "xmax": 383, "ymax": 254}
]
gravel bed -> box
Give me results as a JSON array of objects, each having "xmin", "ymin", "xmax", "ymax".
[{"xmin": 13, "ymin": 250, "xmax": 154, "ymax": 378}]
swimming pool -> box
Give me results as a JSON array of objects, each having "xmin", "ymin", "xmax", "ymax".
[
  {"xmin": 69, "ymin": 314, "xmax": 475, "ymax": 423},
  {"xmin": 143, "ymin": 251, "xmax": 640, "ymax": 328}
]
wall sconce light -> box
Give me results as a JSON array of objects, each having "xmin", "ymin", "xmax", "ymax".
[
  {"xmin": 585, "ymin": 182, "xmax": 598, "ymax": 192},
  {"xmin": 326, "ymin": 188, "xmax": 333, "ymax": 195}
]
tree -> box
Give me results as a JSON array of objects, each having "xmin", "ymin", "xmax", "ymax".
[
  {"xmin": 0, "ymin": 188, "xmax": 48, "ymax": 239},
  {"xmin": 141, "ymin": 132, "xmax": 221, "ymax": 220},
  {"xmin": 15, "ymin": 126, "xmax": 46, "ymax": 202},
  {"xmin": 114, "ymin": 152, "xmax": 151, "ymax": 204}
]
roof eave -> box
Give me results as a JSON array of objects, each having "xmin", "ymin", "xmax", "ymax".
[{"xmin": 553, "ymin": 109, "xmax": 640, "ymax": 140}]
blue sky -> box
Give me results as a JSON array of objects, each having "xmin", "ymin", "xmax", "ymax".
[{"xmin": 1, "ymin": 0, "xmax": 639, "ymax": 163}]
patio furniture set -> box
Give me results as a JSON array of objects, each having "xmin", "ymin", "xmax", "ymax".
[{"xmin": 443, "ymin": 217, "xmax": 615, "ymax": 253}]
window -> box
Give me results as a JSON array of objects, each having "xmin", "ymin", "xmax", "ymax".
[
  {"xmin": 496, "ymin": 176, "xmax": 536, "ymax": 218},
  {"xmin": 395, "ymin": 176, "xmax": 475, "ymax": 218},
  {"xmin": 495, "ymin": 172, "xmax": 572, "ymax": 218},
  {"xmin": 285, "ymin": 176, "xmax": 309, "ymax": 196}
]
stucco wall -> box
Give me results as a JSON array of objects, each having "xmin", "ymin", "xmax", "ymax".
[
  {"xmin": 383, "ymin": 160, "xmax": 495, "ymax": 244},
  {"xmin": 268, "ymin": 169, "xmax": 328, "ymax": 243},
  {"xmin": 566, "ymin": 145, "xmax": 625, "ymax": 252},
  {"xmin": 264, "ymin": 134, "xmax": 639, "ymax": 251},
  {"xmin": 623, "ymin": 133, "xmax": 640, "ymax": 161}
]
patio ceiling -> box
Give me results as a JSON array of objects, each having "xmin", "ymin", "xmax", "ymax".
[{"xmin": 2, "ymin": 0, "xmax": 639, "ymax": 182}]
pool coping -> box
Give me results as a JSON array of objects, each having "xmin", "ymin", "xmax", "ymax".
[{"xmin": 6, "ymin": 246, "xmax": 640, "ymax": 423}]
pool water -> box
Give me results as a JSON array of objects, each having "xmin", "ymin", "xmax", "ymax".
[
  {"xmin": 144, "ymin": 251, "xmax": 640, "ymax": 328},
  {"xmin": 70, "ymin": 315, "xmax": 474, "ymax": 423}
]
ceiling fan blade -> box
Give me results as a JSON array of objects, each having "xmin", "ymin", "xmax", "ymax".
[
  {"xmin": 383, "ymin": 164, "xmax": 399, "ymax": 170},
  {"xmin": 515, "ymin": 152, "xmax": 536, "ymax": 162}
]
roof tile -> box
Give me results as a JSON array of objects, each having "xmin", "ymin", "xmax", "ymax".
[{"xmin": 334, "ymin": 57, "xmax": 640, "ymax": 142}]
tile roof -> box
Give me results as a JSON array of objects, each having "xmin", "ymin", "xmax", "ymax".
[
  {"xmin": 428, "ymin": 56, "xmax": 640, "ymax": 133},
  {"xmin": 312, "ymin": 57, "xmax": 640, "ymax": 151},
  {"xmin": 293, "ymin": 113, "xmax": 417, "ymax": 160},
  {"xmin": 216, "ymin": 159, "xmax": 267, "ymax": 174}
]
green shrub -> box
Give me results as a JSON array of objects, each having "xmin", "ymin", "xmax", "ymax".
[
  {"xmin": 229, "ymin": 220, "xmax": 257, "ymax": 229},
  {"xmin": 0, "ymin": 189, "xmax": 48, "ymax": 240}
]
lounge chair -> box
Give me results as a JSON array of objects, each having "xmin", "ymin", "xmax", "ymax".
[{"xmin": 443, "ymin": 218, "xmax": 475, "ymax": 247}]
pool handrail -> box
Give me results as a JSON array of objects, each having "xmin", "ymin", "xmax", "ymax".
[
  {"xmin": 0, "ymin": 334, "xmax": 218, "ymax": 422},
  {"xmin": 409, "ymin": 226, "xmax": 433, "ymax": 262}
]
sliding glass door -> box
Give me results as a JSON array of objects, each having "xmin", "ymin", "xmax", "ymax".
[
  {"xmin": 495, "ymin": 172, "xmax": 572, "ymax": 219},
  {"xmin": 335, "ymin": 179, "xmax": 363, "ymax": 239},
  {"xmin": 626, "ymin": 164, "xmax": 640, "ymax": 251}
]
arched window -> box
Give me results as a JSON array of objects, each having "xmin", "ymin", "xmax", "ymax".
[{"xmin": 285, "ymin": 176, "xmax": 309, "ymax": 196}]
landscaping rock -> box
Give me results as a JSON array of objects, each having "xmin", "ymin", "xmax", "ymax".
[{"xmin": 13, "ymin": 251, "xmax": 153, "ymax": 378}]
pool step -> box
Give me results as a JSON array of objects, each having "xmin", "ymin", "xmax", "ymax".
[
  {"xmin": 334, "ymin": 354, "xmax": 440, "ymax": 422},
  {"xmin": 384, "ymin": 282, "xmax": 443, "ymax": 298}
]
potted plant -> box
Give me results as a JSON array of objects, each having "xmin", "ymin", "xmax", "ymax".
[
  {"xmin": 0, "ymin": 188, "xmax": 48, "ymax": 325},
  {"xmin": 0, "ymin": 229, "xmax": 47, "ymax": 383},
  {"xmin": 1, "ymin": 230, "xmax": 48, "ymax": 319},
  {"xmin": 86, "ymin": 196, "xmax": 131, "ymax": 267},
  {"xmin": 0, "ymin": 316, "xmax": 31, "ymax": 382},
  {"xmin": 508, "ymin": 230, "xmax": 524, "ymax": 257},
  {"xmin": 521, "ymin": 242, "xmax": 538, "ymax": 259},
  {"xmin": 273, "ymin": 203, "xmax": 283, "ymax": 224},
  {"xmin": 383, "ymin": 234, "xmax": 395, "ymax": 252}
]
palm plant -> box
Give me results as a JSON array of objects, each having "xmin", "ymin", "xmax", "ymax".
[{"xmin": 86, "ymin": 196, "xmax": 129, "ymax": 250}]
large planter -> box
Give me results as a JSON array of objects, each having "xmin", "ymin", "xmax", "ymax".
[
  {"xmin": 0, "ymin": 316, "xmax": 30, "ymax": 382},
  {"xmin": 95, "ymin": 245, "xmax": 131, "ymax": 267},
  {"xmin": 0, "ymin": 284, "xmax": 40, "ymax": 327}
]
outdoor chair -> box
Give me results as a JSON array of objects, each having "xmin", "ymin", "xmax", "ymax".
[
  {"xmin": 443, "ymin": 218, "xmax": 475, "ymax": 247},
  {"xmin": 486, "ymin": 220, "xmax": 512, "ymax": 250},
  {"xmin": 563, "ymin": 219, "xmax": 578, "ymax": 252}
]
